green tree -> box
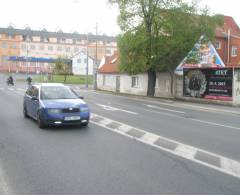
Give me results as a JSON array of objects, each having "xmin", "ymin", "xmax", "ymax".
[
  {"xmin": 53, "ymin": 56, "xmax": 72, "ymax": 83},
  {"xmin": 109, "ymin": 0, "xmax": 223, "ymax": 96}
]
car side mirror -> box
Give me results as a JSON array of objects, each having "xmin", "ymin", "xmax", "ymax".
[{"xmin": 78, "ymin": 96, "xmax": 84, "ymax": 99}]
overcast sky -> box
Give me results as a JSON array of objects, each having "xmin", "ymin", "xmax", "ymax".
[{"xmin": 0, "ymin": 0, "xmax": 238, "ymax": 36}]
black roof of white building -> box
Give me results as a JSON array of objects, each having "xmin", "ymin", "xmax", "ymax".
[{"xmin": 0, "ymin": 27, "xmax": 117, "ymax": 43}]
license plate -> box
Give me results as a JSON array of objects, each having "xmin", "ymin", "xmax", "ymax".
[{"xmin": 64, "ymin": 116, "xmax": 81, "ymax": 121}]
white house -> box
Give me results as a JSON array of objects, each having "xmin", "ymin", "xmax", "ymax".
[
  {"xmin": 97, "ymin": 52, "xmax": 173, "ymax": 97},
  {"xmin": 72, "ymin": 51, "xmax": 94, "ymax": 75}
]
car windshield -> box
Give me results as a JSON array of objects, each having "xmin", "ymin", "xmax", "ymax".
[{"xmin": 40, "ymin": 86, "xmax": 78, "ymax": 100}]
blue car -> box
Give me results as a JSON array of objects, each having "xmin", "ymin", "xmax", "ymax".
[{"xmin": 23, "ymin": 83, "xmax": 90, "ymax": 128}]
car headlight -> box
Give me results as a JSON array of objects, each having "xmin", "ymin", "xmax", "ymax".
[
  {"xmin": 81, "ymin": 107, "xmax": 89, "ymax": 112},
  {"xmin": 48, "ymin": 108, "xmax": 62, "ymax": 114}
]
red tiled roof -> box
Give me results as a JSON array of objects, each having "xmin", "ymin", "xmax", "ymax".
[
  {"xmin": 98, "ymin": 52, "xmax": 120, "ymax": 73},
  {"xmin": 215, "ymin": 16, "xmax": 240, "ymax": 38}
]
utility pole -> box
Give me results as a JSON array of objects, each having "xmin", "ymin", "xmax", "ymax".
[
  {"xmin": 86, "ymin": 33, "xmax": 89, "ymax": 88},
  {"xmin": 93, "ymin": 22, "xmax": 98, "ymax": 90}
]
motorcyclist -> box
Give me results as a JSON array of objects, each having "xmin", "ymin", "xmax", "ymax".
[
  {"xmin": 7, "ymin": 75, "xmax": 14, "ymax": 85},
  {"xmin": 26, "ymin": 76, "xmax": 32, "ymax": 87}
]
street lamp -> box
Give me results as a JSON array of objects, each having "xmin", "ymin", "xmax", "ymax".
[
  {"xmin": 86, "ymin": 33, "xmax": 89, "ymax": 88},
  {"xmin": 93, "ymin": 22, "xmax": 98, "ymax": 90}
]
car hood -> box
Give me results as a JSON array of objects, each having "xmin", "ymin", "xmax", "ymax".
[{"xmin": 41, "ymin": 99, "xmax": 87, "ymax": 109}]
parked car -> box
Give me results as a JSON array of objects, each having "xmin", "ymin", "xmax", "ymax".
[{"xmin": 23, "ymin": 83, "xmax": 90, "ymax": 128}]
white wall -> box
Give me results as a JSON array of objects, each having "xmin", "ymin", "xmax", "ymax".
[
  {"xmin": 72, "ymin": 52, "xmax": 94, "ymax": 75},
  {"xmin": 97, "ymin": 73, "xmax": 147, "ymax": 95},
  {"xmin": 154, "ymin": 72, "xmax": 174, "ymax": 98},
  {"xmin": 97, "ymin": 73, "xmax": 117, "ymax": 92},
  {"xmin": 175, "ymin": 75, "xmax": 183, "ymax": 98},
  {"xmin": 120, "ymin": 74, "xmax": 148, "ymax": 96},
  {"xmin": 97, "ymin": 72, "xmax": 175, "ymax": 97},
  {"xmin": 233, "ymin": 68, "xmax": 240, "ymax": 105}
]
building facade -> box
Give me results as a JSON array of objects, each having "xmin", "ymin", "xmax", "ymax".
[
  {"xmin": 72, "ymin": 52, "xmax": 94, "ymax": 75},
  {"xmin": 215, "ymin": 16, "xmax": 240, "ymax": 67},
  {"xmin": 0, "ymin": 31, "xmax": 21, "ymax": 72},
  {"xmin": 0, "ymin": 27, "xmax": 117, "ymax": 73}
]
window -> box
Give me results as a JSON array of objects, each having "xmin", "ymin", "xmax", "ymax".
[
  {"xmin": 8, "ymin": 35, "xmax": 15, "ymax": 39},
  {"xmin": 12, "ymin": 43, "xmax": 17, "ymax": 49},
  {"xmin": 48, "ymin": 46, "xmax": 53, "ymax": 51},
  {"xmin": 21, "ymin": 44, "xmax": 27, "ymax": 50},
  {"xmin": 106, "ymin": 49, "xmax": 111, "ymax": 55},
  {"xmin": 84, "ymin": 58, "xmax": 87, "ymax": 63},
  {"xmin": 131, "ymin": 76, "xmax": 139, "ymax": 88},
  {"xmin": 215, "ymin": 41, "xmax": 221, "ymax": 49},
  {"xmin": 74, "ymin": 47, "xmax": 79, "ymax": 53},
  {"xmin": 232, "ymin": 46, "xmax": 238, "ymax": 57},
  {"xmin": 30, "ymin": 45, "xmax": 35, "ymax": 50},
  {"xmin": 44, "ymin": 37, "xmax": 48, "ymax": 42},
  {"xmin": 39, "ymin": 45, "xmax": 45, "ymax": 50},
  {"xmin": 66, "ymin": 47, "xmax": 70, "ymax": 52},
  {"xmin": 77, "ymin": 59, "xmax": 81, "ymax": 63},
  {"xmin": 57, "ymin": 46, "xmax": 62, "ymax": 51},
  {"xmin": 1, "ymin": 42, "xmax": 7, "ymax": 48}
]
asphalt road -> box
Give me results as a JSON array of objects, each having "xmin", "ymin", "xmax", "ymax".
[{"xmin": 0, "ymin": 79, "xmax": 240, "ymax": 194}]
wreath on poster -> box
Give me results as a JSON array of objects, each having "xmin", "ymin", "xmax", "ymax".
[{"xmin": 185, "ymin": 70, "xmax": 207, "ymax": 98}]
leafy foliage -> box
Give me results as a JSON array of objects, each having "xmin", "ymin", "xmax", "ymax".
[
  {"xmin": 109, "ymin": 0, "xmax": 223, "ymax": 96},
  {"xmin": 53, "ymin": 57, "xmax": 72, "ymax": 82}
]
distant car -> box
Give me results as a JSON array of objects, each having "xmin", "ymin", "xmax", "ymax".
[{"xmin": 23, "ymin": 83, "xmax": 90, "ymax": 128}]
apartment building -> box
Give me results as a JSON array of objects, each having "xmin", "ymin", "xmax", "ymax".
[
  {"xmin": 0, "ymin": 30, "xmax": 21, "ymax": 72},
  {"xmin": 0, "ymin": 26, "xmax": 117, "ymax": 73}
]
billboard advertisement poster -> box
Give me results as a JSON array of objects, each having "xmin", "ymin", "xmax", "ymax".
[
  {"xmin": 183, "ymin": 68, "xmax": 233, "ymax": 101},
  {"xmin": 175, "ymin": 36, "xmax": 225, "ymax": 75}
]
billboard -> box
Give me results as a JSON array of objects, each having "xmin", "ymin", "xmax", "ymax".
[
  {"xmin": 175, "ymin": 36, "xmax": 225, "ymax": 75},
  {"xmin": 183, "ymin": 68, "xmax": 233, "ymax": 101}
]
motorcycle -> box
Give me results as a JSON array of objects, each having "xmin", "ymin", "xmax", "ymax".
[{"xmin": 6, "ymin": 78, "xmax": 14, "ymax": 86}]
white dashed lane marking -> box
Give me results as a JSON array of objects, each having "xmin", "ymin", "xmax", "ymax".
[
  {"xmin": 96, "ymin": 103, "xmax": 138, "ymax": 115},
  {"xmin": 144, "ymin": 104, "xmax": 186, "ymax": 114},
  {"xmin": 91, "ymin": 113, "xmax": 240, "ymax": 179}
]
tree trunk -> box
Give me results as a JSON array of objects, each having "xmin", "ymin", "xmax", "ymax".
[
  {"xmin": 64, "ymin": 75, "xmax": 67, "ymax": 83},
  {"xmin": 147, "ymin": 69, "xmax": 156, "ymax": 97}
]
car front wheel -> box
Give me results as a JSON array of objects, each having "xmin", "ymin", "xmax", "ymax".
[
  {"xmin": 37, "ymin": 111, "xmax": 45, "ymax": 129},
  {"xmin": 81, "ymin": 120, "xmax": 89, "ymax": 127},
  {"xmin": 23, "ymin": 106, "xmax": 29, "ymax": 118}
]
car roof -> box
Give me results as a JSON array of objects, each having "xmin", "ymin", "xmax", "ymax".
[{"xmin": 32, "ymin": 83, "xmax": 65, "ymax": 89}]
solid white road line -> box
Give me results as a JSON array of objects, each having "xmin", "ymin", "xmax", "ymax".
[
  {"xmin": 144, "ymin": 107, "xmax": 240, "ymax": 131},
  {"xmin": 190, "ymin": 118, "xmax": 240, "ymax": 131},
  {"xmin": 91, "ymin": 113, "xmax": 240, "ymax": 179},
  {"xmin": 151, "ymin": 101, "xmax": 240, "ymax": 115},
  {"xmin": 144, "ymin": 104, "xmax": 185, "ymax": 114}
]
